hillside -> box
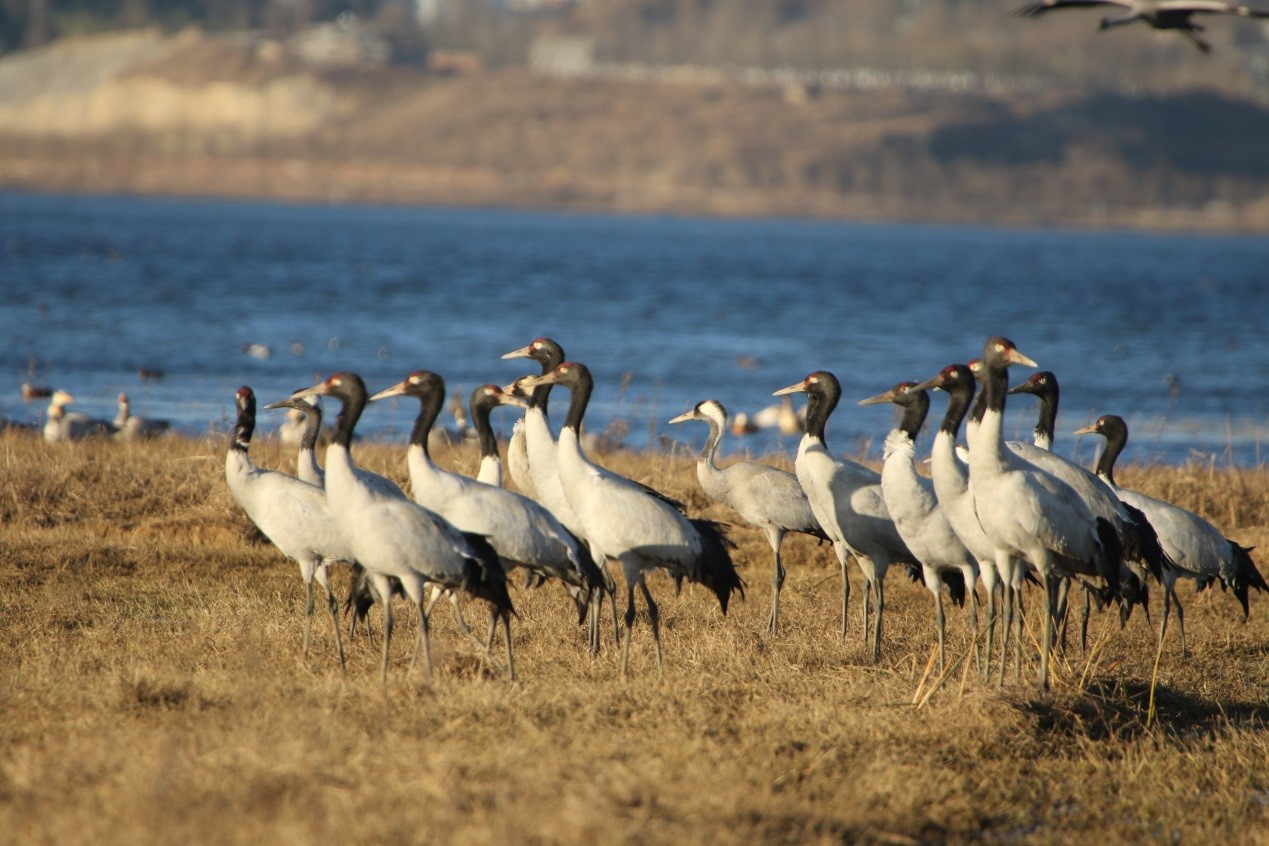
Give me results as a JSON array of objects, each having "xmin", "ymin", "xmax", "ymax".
[{"xmin": 3, "ymin": 28, "xmax": 1269, "ymax": 229}]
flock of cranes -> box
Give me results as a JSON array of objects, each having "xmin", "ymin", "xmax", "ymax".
[{"xmin": 224, "ymin": 335, "xmax": 1265, "ymax": 690}]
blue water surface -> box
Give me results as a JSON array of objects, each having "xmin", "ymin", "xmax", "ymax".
[{"xmin": 1, "ymin": 191, "xmax": 1265, "ymax": 467}]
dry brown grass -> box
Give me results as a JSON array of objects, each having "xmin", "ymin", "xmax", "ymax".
[{"xmin": 1, "ymin": 430, "xmax": 1266, "ymax": 844}]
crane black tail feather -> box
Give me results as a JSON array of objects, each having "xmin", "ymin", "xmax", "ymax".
[
  {"xmin": 1094, "ymin": 516, "xmax": 1124, "ymax": 601},
  {"xmin": 690, "ymin": 518, "xmax": 744, "ymax": 614},
  {"xmin": 1121, "ymin": 503, "xmax": 1172, "ymax": 581},
  {"xmin": 1229, "ymin": 542, "xmax": 1265, "ymax": 619},
  {"xmin": 460, "ymin": 532, "xmax": 517, "ymax": 619}
]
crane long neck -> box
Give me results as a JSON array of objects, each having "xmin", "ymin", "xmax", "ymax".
[
  {"xmin": 472, "ymin": 399, "xmax": 499, "ymax": 462},
  {"xmin": 803, "ymin": 387, "xmax": 837, "ymax": 447},
  {"xmin": 561, "ymin": 371, "xmax": 593, "ymax": 433},
  {"xmin": 408, "ymin": 389, "xmax": 445, "ymax": 461},
  {"xmin": 231, "ymin": 399, "xmax": 254, "ymax": 453},
  {"xmin": 701, "ymin": 417, "xmax": 724, "ymax": 472},
  {"xmin": 330, "ymin": 382, "xmax": 366, "ymax": 450},
  {"xmin": 940, "ymin": 380, "xmax": 973, "ymax": 438},
  {"xmin": 1094, "ymin": 426, "xmax": 1126, "ymax": 487},
  {"xmin": 897, "ymin": 392, "xmax": 929, "ymax": 441},
  {"xmin": 1033, "ymin": 388, "xmax": 1058, "ymax": 448},
  {"xmin": 530, "ymin": 349, "xmax": 563, "ymax": 413},
  {"xmin": 300, "ymin": 404, "xmax": 323, "ymax": 452},
  {"xmin": 970, "ymin": 382, "xmax": 988, "ymax": 426}
]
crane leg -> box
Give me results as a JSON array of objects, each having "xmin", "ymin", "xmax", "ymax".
[
  {"xmin": 587, "ymin": 589, "xmax": 601, "ymax": 656},
  {"xmin": 839, "ymin": 552, "xmax": 851, "ymax": 643},
  {"xmin": 380, "ymin": 593, "xmax": 394, "ymax": 684},
  {"xmin": 1079, "ymin": 587, "xmax": 1091, "ymax": 654},
  {"xmin": 1039, "ymin": 576, "xmax": 1054, "ymax": 692},
  {"xmin": 620, "ymin": 579, "xmax": 638, "ymax": 679},
  {"xmin": 935, "ymin": 589, "xmax": 946, "ymax": 674},
  {"xmin": 1051, "ymin": 575, "xmax": 1069, "ymax": 651},
  {"xmin": 861, "ymin": 579, "xmax": 872, "ymax": 650},
  {"xmin": 871, "ymin": 578, "xmax": 885, "ymax": 663},
  {"xmin": 982, "ymin": 581, "xmax": 996, "ymax": 681},
  {"xmin": 318, "ymin": 567, "xmax": 346, "ymax": 673},
  {"xmin": 1174, "ymin": 590, "xmax": 1187, "ymax": 659},
  {"xmin": 768, "ymin": 546, "xmax": 786, "ymax": 635},
  {"xmin": 997, "ymin": 583, "xmax": 1013, "ymax": 686},
  {"xmin": 501, "ymin": 612, "xmax": 516, "ymax": 681},
  {"xmin": 486, "ymin": 611, "xmax": 497, "ymax": 652},
  {"xmin": 1013, "ymin": 583, "xmax": 1026, "ymax": 681},
  {"xmin": 639, "ymin": 578, "xmax": 663, "ymax": 678},
  {"xmin": 410, "ymin": 598, "xmax": 433, "ymax": 679},
  {"xmin": 303, "ymin": 579, "xmax": 315, "ymax": 660}
]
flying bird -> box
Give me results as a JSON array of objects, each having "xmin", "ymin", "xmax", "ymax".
[{"xmin": 1013, "ymin": 0, "xmax": 1269, "ymax": 53}]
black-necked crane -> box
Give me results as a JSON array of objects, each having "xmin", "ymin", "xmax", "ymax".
[
  {"xmin": 858, "ymin": 382, "xmax": 978, "ymax": 671},
  {"xmin": 1005, "ymin": 369, "xmax": 1171, "ymax": 646},
  {"xmin": 1013, "ymin": 0, "xmax": 1269, "ymax": 53},
  {"xmin": 43, "ymin": 390, "xmax": 112, "ymax": 441},
  {"xmin": 773, "ymin": 371, "xmax": 918, "ymax": 661},
  {"xmin": 966, "ymin": 337, "xmax": 1123, "ymax": 690},
  {"xmin": 112, "ymin": 393, "xmax": 170, "ymax": 440},
  {"xmin": 264, "ymin": 395, "xmax": 327, "ymax": 487},
  {"xmin": 1076, "ymin": 414, "xmax": 1268, "ymax": 654},
  {"xmin": 369, "ymin": 371, "xmax": 605, "ymax": 652},
  {"xmin": 911, "ymin": 364, "xmax": 1015, "ymax": 678},
  {"xmin": 518, "ymin": 362, "xmax": 743, "ymax": 677},
  {"xmin": 470, "ymin": 382, "xmax": 526, "ymax": 487},
  {"xmin": 668, "ymin": 399, "xmax": 827, "ymax": 635},
  {"xmin": 500, "ymin": 376, "xmax": 537, "ymax": 497},
  {"xmin": 224, "ymin": 386, "xmax": 351, "ymax": 671},
  {"xmin": 288, "ymin": 372, "xmax": 514, "ymax": 683}
]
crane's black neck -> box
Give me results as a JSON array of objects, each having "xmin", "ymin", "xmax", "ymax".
[
  {"xmin": 970, "ymin": 381, "xmax": 988, "ymax": 426},
  {"xmin": 231, "ymin": 390, "xmax": 255, "ymax": 453},
  {"xmin": 982, "ymin": 358, "xmax": 1009, "ymax": 419},
  {"xmin": 299, "ymin": 402, "xmax": 323, "ymax": 453},
  {"xmin": 408, "ymin": 381, "xmax": 446, "ymax": 461},
  {"xmin": 470, "ymin": 389, "xmax": 500, "ymax": 462},
  {"xmin": 561, "ymin": 367, "xmax": 593, "ymax": 433},
  {"xmin": 1093, "ymin": 418, "xmax": 1128, "ymax": 486},
  {"xmin": 329, "ymin": 375, "xmax": 367, "ymax": 450},
  {"xmin": 896, "ymin": 390, "xmax": 930, "ymax": 441},
  {"xmin": 529, "ymin": 341, "xmax": 565, "ymax": 412},
  {"xmin": 802, "ymin": 374, "xmax": 841, "ymax": 448},
  {"xmin": 940, "ymin": 376, "xmax": 974, "ymax": 438}
]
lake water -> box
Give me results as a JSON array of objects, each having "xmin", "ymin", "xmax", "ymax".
[{"xmin": 1, "ymin": 191, "xmax": 1265, "ymax": 467}]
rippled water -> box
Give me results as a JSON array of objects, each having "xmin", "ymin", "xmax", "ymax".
[{"xmin": 1, "ymin": 191, "xmax": 1265, "ymax": 467}]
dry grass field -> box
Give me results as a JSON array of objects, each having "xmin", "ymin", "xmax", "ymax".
[{"xmin": 1, "ymin": 429, "xmax": 1267, "ymax": 844}]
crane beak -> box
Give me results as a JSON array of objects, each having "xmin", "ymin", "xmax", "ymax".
[
  {"xmin": 262, "ymin": 399, "xmax": 296, "ymax": 411},
  {"xmin": 501, "ymin": 344, "xmax": 534, "ymax": 360},
  {"xmin": 910, "ymin": 375, "xmax": 942, "ymax": 392},
  {"xmin": 492, "ymin": 389, "xmax": 530, "ymax": 409},
  {"xmin": 1007, "ymin": 348, "xmax": 1038, "ymax": 368},
  {"xmin": 667, "ymin": 410, "xmax": 695, "ymax": 425},
  {"xmin": 1006, "ymin": 383, "xmax": 1030, "ymax": 395},
  {"xmin": 369, "ymin": 381, "xmax": 409, "ymax": 402},
  {"xmin": 772, "ymin": 381, "xmax": 806, "ymax": 397},
  {"xmin": 517, "ymin": 372, "xmax": 556, "ymax": 390},
  {"xmin": 1073, "ymin": 423, "xmax": 1098, "ymax": 436},
  {"xmin": 857, "ymin": 389, "xmax": 898, "ymax": 407},
  {"xmin": 289, "ymin": 381, "xmax": 328, "ymax": 401}
]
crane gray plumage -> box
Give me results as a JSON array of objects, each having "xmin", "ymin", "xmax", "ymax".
[
  {"xmin": 288, "ymin": 372, "xmax": 514, "ymax": 683},
  {"xmin": 369, "ymin": 371, "xmax": 605, "ymax": 652},
  {"xmin": 669, "ymin": 399, "xmax": 827, "ymax": 635},
  {"xmin": 1077, "ymin": 414, "xmax": 1267, "ymax": 654},
  {"xmin": 859, "ymin": 382, "xmax": 979, "ymax": 672},
  {"xmin": 966, "ymin": 337, "xmax": 1124, "ymax": 690},
  {"xmin": 223, "ymin": 386, "xmax": 350, "ymax": 671},
  {"xmin": 519, "ymin": 361, "xmax": 743, "ymax": 677},
  {"xmin": 773, "ymin": 371, "xmax": 919, "ymax": 661},
  {"xmin": 1013, "ymin": 0, "xmax": 1269, "ymax": 52}
]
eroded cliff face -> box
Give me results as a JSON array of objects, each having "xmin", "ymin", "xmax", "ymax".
[{"xmin": 0, "ymin": 30, "xmax": 349, "ymax": 141}]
